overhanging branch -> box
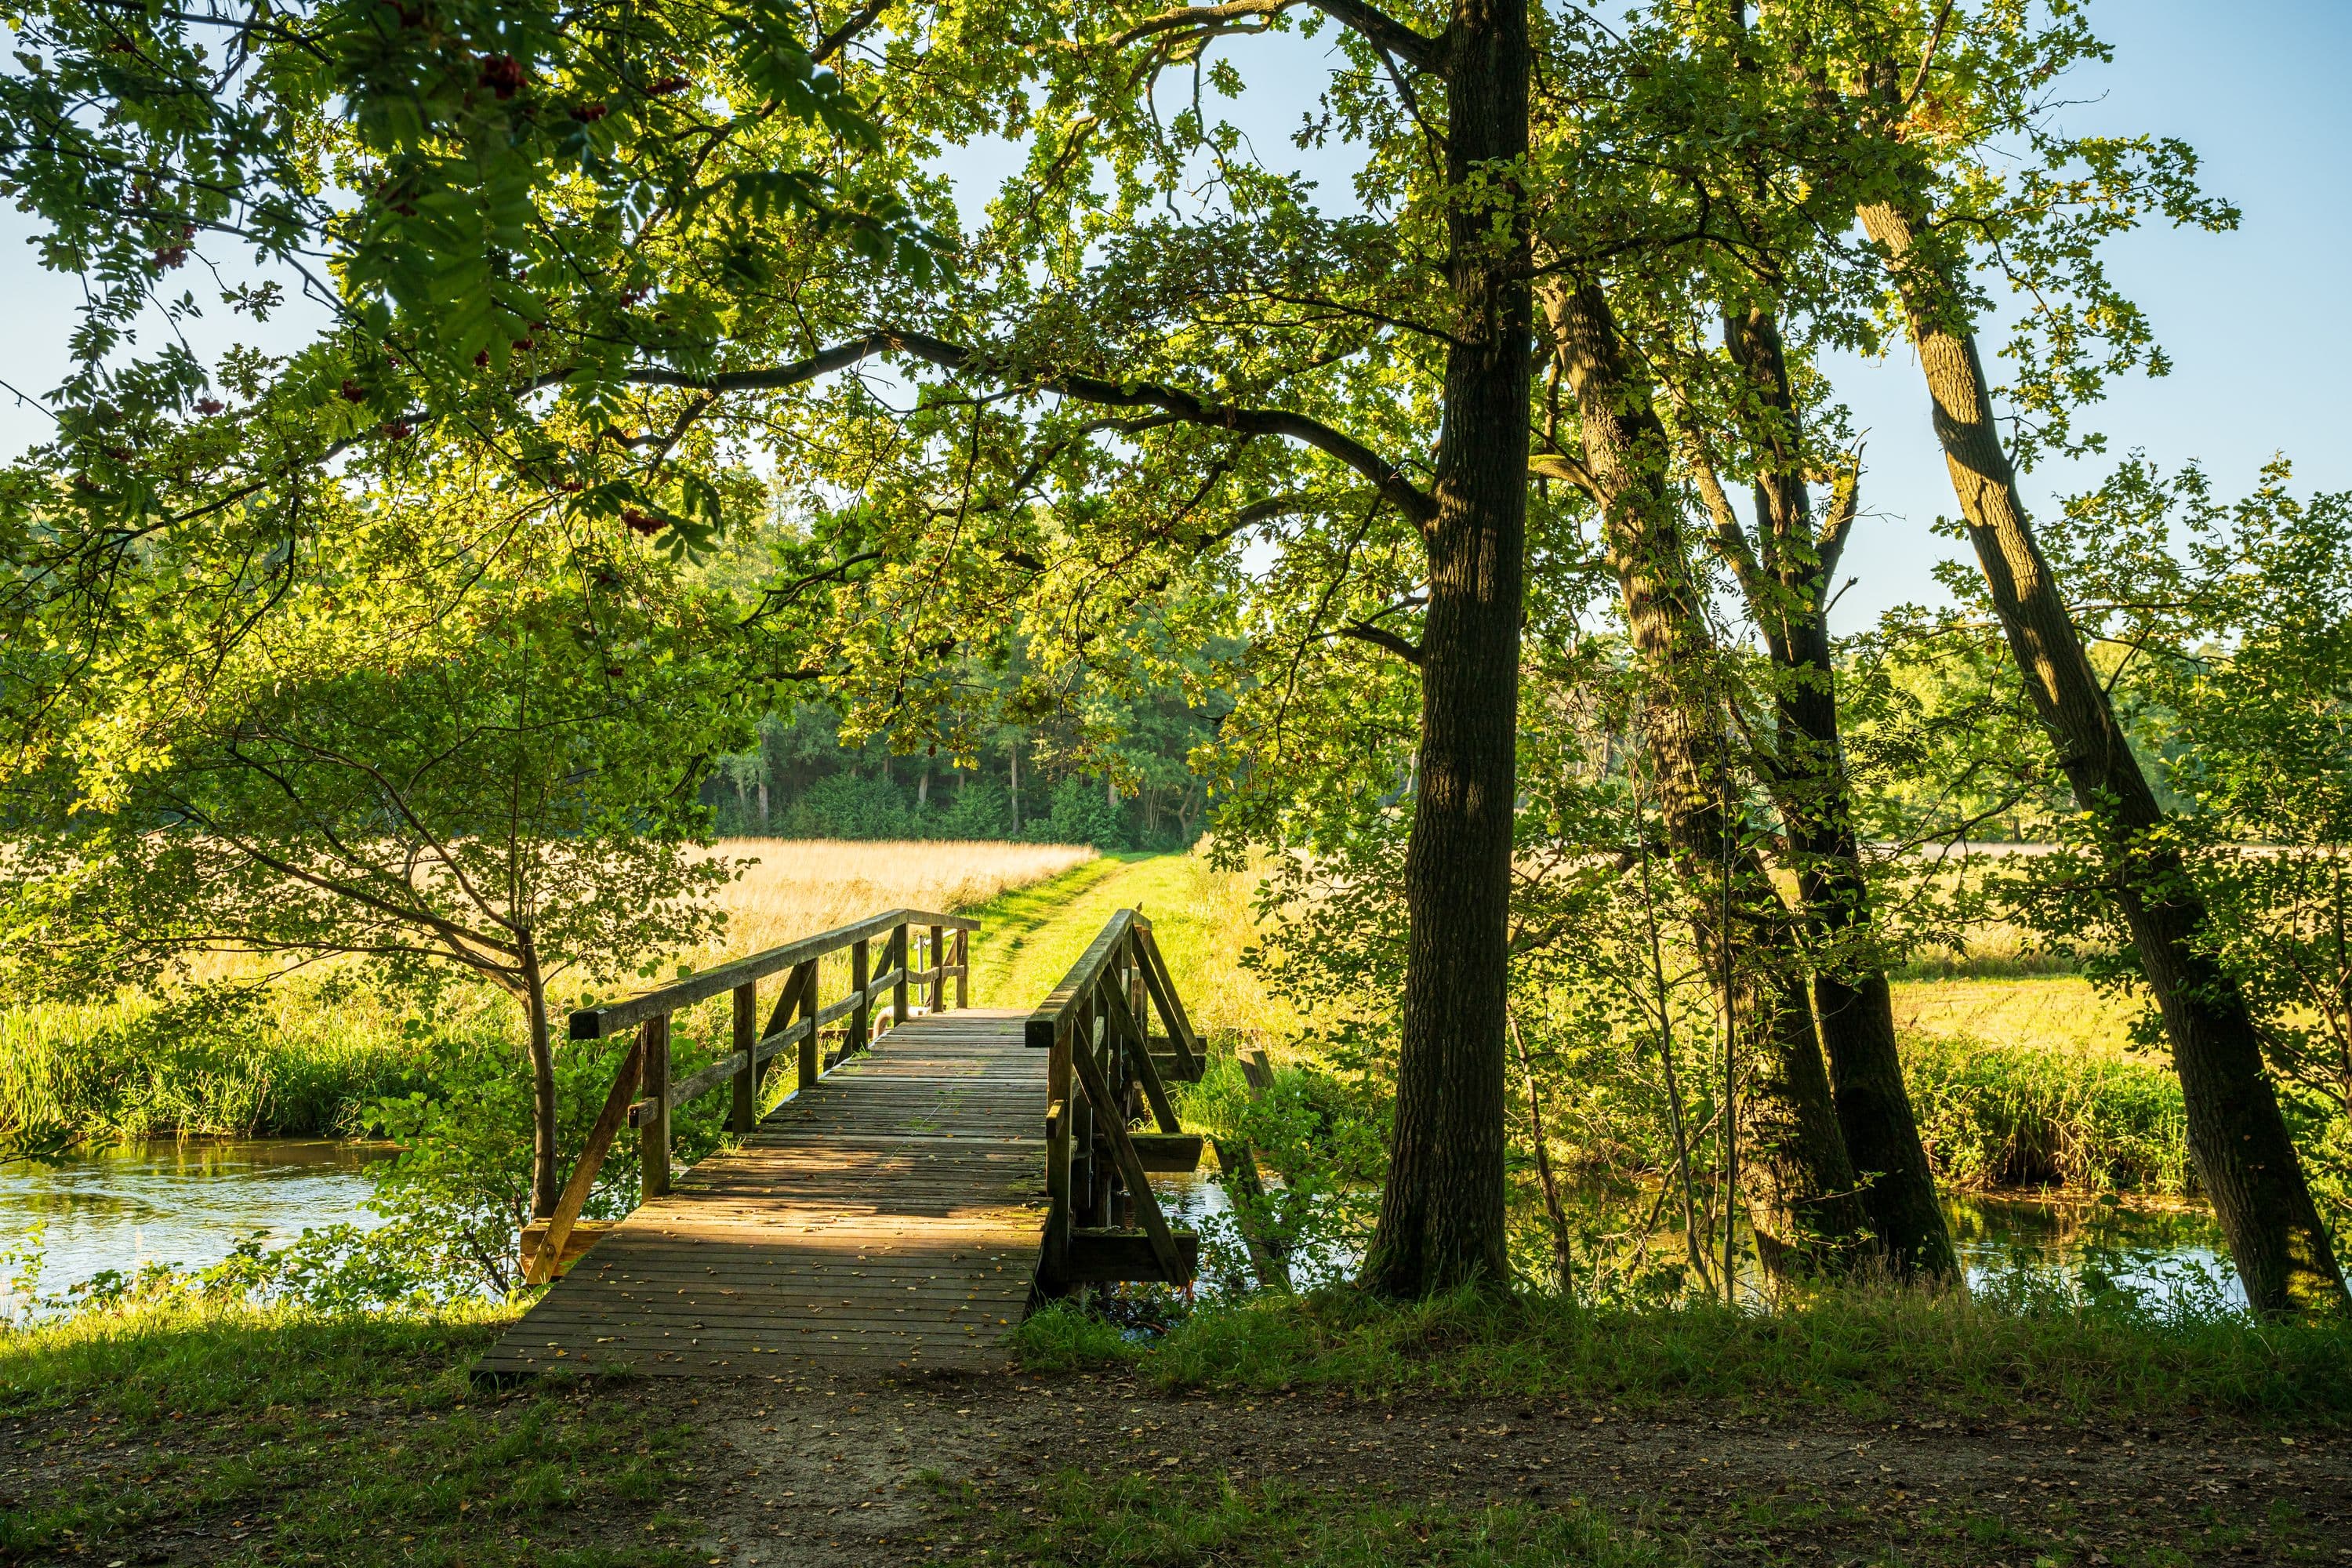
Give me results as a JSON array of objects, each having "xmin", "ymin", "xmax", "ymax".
[
  {"xmin": 626, "ymin": 330, "xmax": 1439, "ymax": 528},
  {"xmin": 1107, "ymin": 0, "xmax": 1450, "ymax": 76}
]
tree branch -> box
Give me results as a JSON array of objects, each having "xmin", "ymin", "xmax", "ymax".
[
  {"xmin": 813, "ymin": 0, "xmax": 890, "ymax": 63},
  {"xmin": 1528, "ymin": 449, "xmax": 1604, "ymax": 504},
  {"xmin": 1338, "ymin": 619, "xmax": 1424, "ymax": 665},
  {"xmin": 1108, "ymin": 0, "xmax": 1450, "ymax": 76},
  {"xmin": 627, "ymin": 330, "xmax": 1439, "ymax": 527},
  {"xmin": 1817, "ymin": 463, "xmax": 1860, "ymax": 583},
  {"xmin": 1681, "ymin": 441, "xmax": 1766, "ymax": 602}
]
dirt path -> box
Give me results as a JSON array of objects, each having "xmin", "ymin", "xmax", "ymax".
[
  {"xmin": 656, "ymin": 1367, "xmax": 2352, "ymax": 1566},
  {"xmin": 11, "ymin": 1358, "xmax": 2342, "ymax": 1565}
]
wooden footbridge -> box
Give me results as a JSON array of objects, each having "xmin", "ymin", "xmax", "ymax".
[{"xmin": 477, "ymin": 906, "xmax": 1206, "ymax": 1379}]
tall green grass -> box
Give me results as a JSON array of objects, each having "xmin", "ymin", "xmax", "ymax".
[
  {"xmin": 0, "ymin": 979, "xmax": 498, "ymax": 1153},
  {"xmin": 1901, "ymin": 1031, "xmax": 2190, "ymax": 1194}
]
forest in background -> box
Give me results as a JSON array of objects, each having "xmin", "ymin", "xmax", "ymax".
[{"xmin": 699, "ymin": 688, "xmax": 1225, "ymax": 849}]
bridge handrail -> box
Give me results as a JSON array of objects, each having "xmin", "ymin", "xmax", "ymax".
[
  {"xmin": 570, "ymin": 906, "xmax": 978, "ymax": 1039},
  {"xmin": 523, "ymin": 906, "xmax": 975, "ymax": 1286},
  {"xmin": 1025, "ymin": 909, "xmax": 1203, "ymax": 1287}
]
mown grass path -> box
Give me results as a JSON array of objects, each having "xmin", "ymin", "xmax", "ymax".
[{"xmin": 962, "ymin": 851, "xmax": 1290, "ymax": 1039}]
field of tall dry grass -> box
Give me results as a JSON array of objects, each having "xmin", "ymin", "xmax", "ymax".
[{"xmin": 695, "ymin": 840, "xmax": 1098, "ymax": 958}]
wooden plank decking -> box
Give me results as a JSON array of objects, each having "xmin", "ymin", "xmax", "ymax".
[{"xmin": 477, "ymin": 1009, "xmax": 1047, "ymax": 1378}]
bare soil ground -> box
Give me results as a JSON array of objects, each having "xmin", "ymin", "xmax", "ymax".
[{"xmin": 666, "ymin": 1367, "xmax": 2352, "ymax": 1566}]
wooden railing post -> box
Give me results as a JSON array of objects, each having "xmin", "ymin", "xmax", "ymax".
[
  {"xmin": 793, "ymin": 957, "xmax": 820, "ymax": 1090},
  {"xmin": 849, "ymin": 938, "xmax": 870, "ymax": 1058},
  {"xmin": 928, "ymin": 924, "xmax": 946, "ymax": 1013},
  {"xmin": 639, "ymin": 1013, "xmax": 671, "ymax": 1200},
  {"xmin": 955, "ymin": 927, "xmax": 969, "ymax": 1009},
  {"xmin": 891, "ymin": 922, "xmax": 909, "ymax": 1027},
  {"xmin": 1047, "ymin": 1022, "xmax": 1072, "ymax": 1272},
  {"xmin": 730, "ymin": 981, "xmax": 757, "ymax": 1134}
]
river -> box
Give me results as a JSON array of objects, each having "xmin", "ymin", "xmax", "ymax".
[
  {"xmin": 0, "ymin": 1138, "xmax": 2242, "ymax": 1317},
  {"xmin": 0, "ymin": 1138, "xmax": 396, "ymax": 1314}
]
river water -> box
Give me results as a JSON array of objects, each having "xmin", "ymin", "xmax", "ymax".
[
  {"xmin": 0, "ymin": 1138, "xmax": 2242, "ymax": 1316},
  {"xmin": 0, "ymin": 1139, "xmax": 396, "ymax": 1313}
]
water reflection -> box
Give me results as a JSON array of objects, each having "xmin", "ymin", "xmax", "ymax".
[
  {"xmin": 1152, "ymin": 1171, "xmax": 2243, "ymax": 1312},
  {"xmin": 1945, "ymin": 1191, "xmax": 2242, "ymax": 1311},
  {"xmin": 1, "ymin": 1139, "xmax": 395, "ymax": 1308}
]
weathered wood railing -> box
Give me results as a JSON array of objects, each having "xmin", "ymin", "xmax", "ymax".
[
  {"xmin": 1027, "ymin": 907, "xmax": 1207, "ymax": 1290},
  {"xmin": 521, "ymin": 908, "xmax": 977, "ymax": 1284}
]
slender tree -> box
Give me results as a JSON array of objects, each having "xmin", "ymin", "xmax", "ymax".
[{"xmin": 1824, "ymin": 2, "xmax": 2347, "ymax": 1315}]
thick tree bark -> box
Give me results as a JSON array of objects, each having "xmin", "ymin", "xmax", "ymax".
[
  {"xmin": 1717, "ymin": 306, "xmax": 1958, "ymax": 1282},
  {"xmin": 1860, "ymin": 196, "xmax": 2348, "ymax": 1316},
  {"xmin": 1547, "ymin": 281, "xmax": 1870, "ymax": 1274},
  {"xmin": 1358, "ymin": 0, "xmax": 1531, "ymax": 1298}
]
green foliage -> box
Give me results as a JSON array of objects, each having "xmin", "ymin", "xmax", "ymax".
[
  {"xmin": 0, "ymin": 0, "xmax": 935, "ymax": 514},
  {"xmin": 1179, "ymin": 1051, "xmax": 1387, "ymax": 1287},
  {"xmin": 1029, "ymin": 776, "xmax": 1127, "ymax": 849}
]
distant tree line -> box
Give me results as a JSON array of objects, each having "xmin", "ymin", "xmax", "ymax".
[{"xmin": 699, "ymin": 689, "xmax": 1227, "ymax": 851}]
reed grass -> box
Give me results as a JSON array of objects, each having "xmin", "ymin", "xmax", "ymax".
[
  {"xmin": 0, "ymin": 982, "xmax": 482, "ymax": 1152},
  {"xmin": 1902, "ymin": 1029, "xmax": 2191, "ymax": 1194}
]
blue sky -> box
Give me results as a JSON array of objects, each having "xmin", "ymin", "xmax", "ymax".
[
  {"xmin": 1823, "ymin": 0, "xmax": 2352, "ymax": 629},
  {"xmin": 3, "ymin": 1, "xmax": 2342, "ymax": 633}
]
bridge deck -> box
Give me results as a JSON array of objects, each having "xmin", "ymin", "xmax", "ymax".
[{"xmin": 477, "ymin": 1009, "xmax": 1046, "ymax": 1378}]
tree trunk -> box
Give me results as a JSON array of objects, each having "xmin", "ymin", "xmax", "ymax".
[
  {"xmin": 1860, "ymin": 194, "xmax": 2348, "ymax": 1316},
  {"xmin": 1358, "ymin": 0, "xmax": 1531, "ymax": 1298},
  {"xmin": 518, "ymin": 927, "xmax": 559, "ymax": 1220},
  {"xmin": 1547, "ymin": 280, "xmax": 1870, "ymax": 1274},
  {"xmin": 757, "ymin": 775, "xmax": 768, "ymax": 828},
  {"xmin": 1009, "ymin": 743, "xmax": 1022, "ymax": 832},
  {"xmin": 917, "ymin": 764, "xmax": 930, "ymax": 808},
  {"xmin": 1719, "ymin": 305, "xmax": 1958, "ymax": 1282}
]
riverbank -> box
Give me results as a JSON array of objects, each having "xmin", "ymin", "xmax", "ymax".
[
  {"xmin": 5, "ymin": 1286, "xmax": 2347, "ymax": 1566},
  {"xmin": 0, "ymin": 842, "xmax": 1106, "ymax": 1157}
]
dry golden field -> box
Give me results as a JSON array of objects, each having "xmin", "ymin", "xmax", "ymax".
[{"xmin": 695, "ymin": 839, "xmax": 1099, "ymax": 958}]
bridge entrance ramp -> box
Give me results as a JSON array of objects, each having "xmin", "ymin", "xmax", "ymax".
[{"xmin": 475, "ymin": 1010, "xmax": 1044, "ymax": 1378}]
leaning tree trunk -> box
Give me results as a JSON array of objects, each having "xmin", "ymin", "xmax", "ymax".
[
  {"xmin": 1719, "ymin": 305, "xmax": 1958, "ymax": 1282},
  {"xmin": 1548, "ymin": 280, "xmax": 1869, "ymax": 1275},
  {"xmin": 1359, "ymin": 0, "xmax": 1532, "ymax": 1298},
  {"xmin": 1860, "ymin": 194, "xmax": 2348, "ymax": 1316}
]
